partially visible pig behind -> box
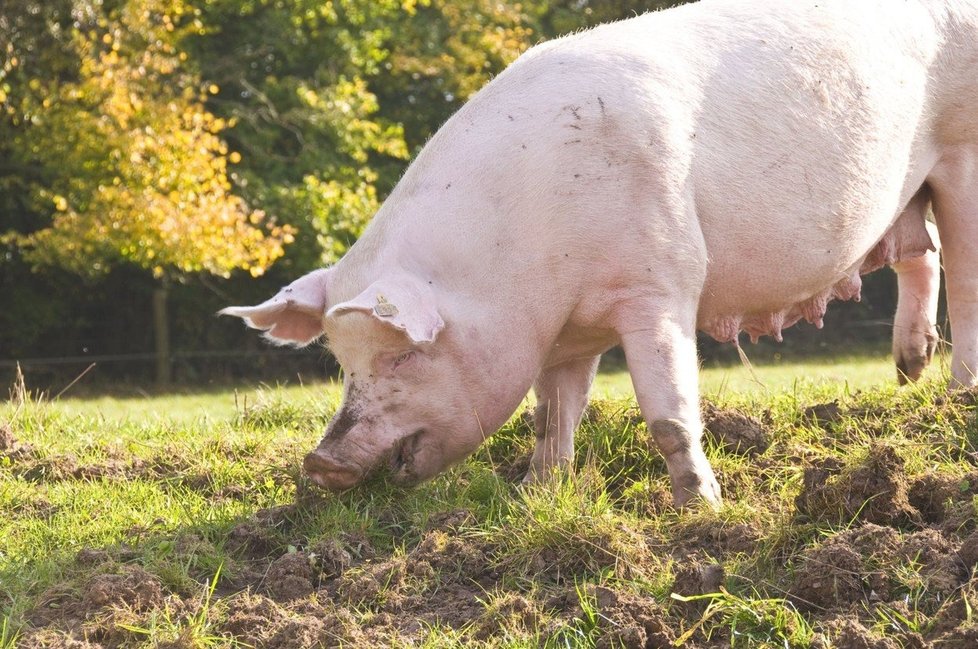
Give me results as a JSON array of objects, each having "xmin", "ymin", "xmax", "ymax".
[{"xmin": 223, "ymin": 0, "xmax": 977, "ymax": 506}]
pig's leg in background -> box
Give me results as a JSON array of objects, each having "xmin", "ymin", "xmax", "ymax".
[
  {"xmin": 523, "ymin": 355, "xmax": 600, "ymax": 483},
  {"xmin": 931, "ymin": 148, "xmax": 978, "ymax": 388},
  {"xmin": 620, "ymin": 313, "xmax": 721, "ymax": 508},
  {"xmin": 892, "ymin": 221, "xmax": 941, "ymax": 385}
]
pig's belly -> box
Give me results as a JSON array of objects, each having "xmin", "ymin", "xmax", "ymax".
[
  {"xmin": 543, "ymin": 323, "xmax": 620, "ymax": 368},
  {"xmin": 696, "ymin": 204, "xmax": 933, "ymax": 344},
  {"xmin": 698, "ymin": 256, "xmax": 860, "ymax": 344}
]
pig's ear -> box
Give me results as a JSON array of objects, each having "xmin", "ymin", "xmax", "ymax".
[
  {"xmin": 326, "ymin": 275, "xmax": 444, "ymax": 344},
  {"xmin": 219, "ymin": 268, "xmax": 331, "ymax": 346}
]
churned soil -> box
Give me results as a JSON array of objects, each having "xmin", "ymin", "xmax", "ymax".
[
  {"xmin": 9, "ymin": 387, "xmax": 978, "ymax": 647},
  {"xmin": 795, "ymin": 443, "xmax": 921, "ymax": 527},
  {"xmin": 703, "ymin": 405, "xmax": 770, "ymax": 456}
]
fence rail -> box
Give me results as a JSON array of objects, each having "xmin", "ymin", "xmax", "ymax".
[{"xmin": 0, "ymin": 348, "xmax": 317, "ymax": 368}]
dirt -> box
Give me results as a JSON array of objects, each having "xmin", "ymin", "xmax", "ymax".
[
  {"xmin": 814, "ymin": 616, "xmax": 901, "ymax": 649},
  {"xmin": 588, "ymin": 586, "xmax": 676, "ymax": 649},
  {"xmin": 0, "ymin": 422, "xmax": 37, "ymax": 461},
  {"xmin": 11, "ymin": 406, "xmax": 978, "ymax": 649},
  {"xmin": 794, "ymin": 444, "xmax": 920, "ymax": 527},
  {"xmin": 908, "ymin": 470, "xmax": 978, "ymax": 527},
  {"xmin": 220, "ymin": 592, "xmax": 368, "ymax": 648},
  {"xmin": 791, "ymin": 521, "xmax": 971, "ymax": 622},
  {"xmin": 17, "ymin": 502, "xmax": 978, "ymax": 649},
  {"xmin": 80, "ymin": 565, "xmax": 164, "ymax": 614},
  {"xmin": 265, "ymin": 551, "xmax": 316, "ymax": 601},
  {"xmin": 803, "ymin": 400, "xmax": 845, "ymax": 424},
  {"xmin": 703, "ymin": 405, "xmax": 770, "ymax": 456}
]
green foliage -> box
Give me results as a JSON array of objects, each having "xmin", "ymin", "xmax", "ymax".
[{"xmin": 3, "ymin": 0, "xmax": 292, "ymax": 279}]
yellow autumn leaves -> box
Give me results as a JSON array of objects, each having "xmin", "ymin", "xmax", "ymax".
[{"xmin": 11, "ymin": 0, "xmax": 292, "ymax": 279}]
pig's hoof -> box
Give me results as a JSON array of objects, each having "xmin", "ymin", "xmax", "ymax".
[
  {"xmin": 671, "ymin": 472, "xmax": 722, "ymax": 510},
  {"xmin": 521, "ymin": 461, "xmax": 571, "ymax": 485},
  {"xmin": 896, "ymin": 354, "xmax": 928, "ymax": 385},
  {"xmin": 303, "ymin": 451, "xmax": 360, "ymax": 491}
]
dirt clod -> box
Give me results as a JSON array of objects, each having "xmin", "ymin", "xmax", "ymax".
[
  {"xmin": 795, "ymin": 444, "xmax": 919, "ymax": 527},
  {"xmin": 816, "ymin": 616, "xmax": 900, "ymax": 649},
  {"xmin": 909, "ymin": 471, "xmax": 978, "ymax": 527},
  {"xmin": 81, "ymin": 565, "xmax": 163, "ymax": 615},
  {"xmin": 311, "ymin": 537, "xmax": 353, "ymax": 577},
  {"xmin": 592, "ymin": 587, "xmax": 675, "ymax": 649},
  {"xmin": 703, "ymin": 405, "xmax": 770, "ymax": 455},
  {"xmin": 75, "ymin": 548, "xmax": 111, "ymax": 566},
  {"xmin": 266, "ymin": 551, "xmax": 315, "ymax": 601},
  {"xmin": 804, "ymin": 400, "xmax": 844, "ymax": 424},
  {"xmin": 472, "ymin": 593, "xmax": 542, "ymax": 641},
  {"xmin": 0, "ymin": 423, "xmax": 17, "ymax": 450},
  {"xmin": 791, "ymin": 524, "xmax": 900, "ymax": 610}
]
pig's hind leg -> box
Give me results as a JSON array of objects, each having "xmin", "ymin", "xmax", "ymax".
[
  {"xmin": 892, "ymin": 221, "xmax": 941, "ymax": 385},
  {"xmin": 930, "ymin": 146, "xmax": 978, "ymax": 388},
  {"xmin": 523, "ymin": 355, "xmax": 600, "ymax": 484},
  {"xmin": 619, "ymin": 311, "xmax": 721, "ymax": 508}
]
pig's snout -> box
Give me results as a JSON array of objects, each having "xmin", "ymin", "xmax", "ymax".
[{"xmin": 303, "ymin": 450, "xmax": 361, "ymax": 490}]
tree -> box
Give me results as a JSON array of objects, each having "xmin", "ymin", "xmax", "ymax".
[
  {"xmin": 183, "ymin": 0, "xmax": 415, "ymax": 268},
  {"xmin": 2, "ymin": 0, "xmax": 293, "ymax": 384}
]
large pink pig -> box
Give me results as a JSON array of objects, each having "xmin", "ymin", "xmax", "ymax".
[{"xmin": 223, "ymin": 0, "xmax": 977, "ymax": 506}]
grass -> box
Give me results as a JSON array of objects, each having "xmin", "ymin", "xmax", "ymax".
[{"xmin": 1, "ymin": 350, "xmax": 976, "ymax": 647}]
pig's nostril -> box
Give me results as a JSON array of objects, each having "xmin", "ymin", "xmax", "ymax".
[{"xmin": 303, "ymin": 451, "xmax": 360, "ymax": 490}]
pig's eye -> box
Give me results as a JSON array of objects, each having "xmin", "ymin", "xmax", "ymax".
[{"xmin": 392, "ymin": 351, "xmax": 416, "ymax": 370}]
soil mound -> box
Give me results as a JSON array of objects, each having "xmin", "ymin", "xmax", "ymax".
[
  {"xmin": 791, "ymin": 523, "xmax": 968, "ymax": 613},
  {"xmin": 703, "ymin": 405, "xmax": 770, "ymax": 456},
  {"xmin": 590, "ymin": 587, "xmax": 675, "ymax": 649},
  {"xmin": 80, "ymin": 565, "xmax": 164, "ymax": 615},
  {"xmin": 795, "ymin": 444, "xmax": 920, "ymax": 527},
  {"xmin": 266, "ymin": 551, "xmax": 316, "ymax": 601}
]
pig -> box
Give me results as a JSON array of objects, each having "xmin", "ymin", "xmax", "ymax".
[{"xmin": 222, "ymin": 0, "xmax": 978, "ymax": 507}]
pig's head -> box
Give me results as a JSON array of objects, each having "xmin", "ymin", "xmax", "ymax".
[{"xmin": 221, "ymin": 269, "xmax": 508, "ymax": 490}]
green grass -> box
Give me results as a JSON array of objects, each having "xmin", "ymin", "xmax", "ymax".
[{"xmin": 1, "ymin": 351, "xmax": 976, "ymax": 647}]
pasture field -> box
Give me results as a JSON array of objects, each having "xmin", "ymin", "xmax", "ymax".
[{"xmin": 1, "ymin": 352, "xmax": 977, "ymax": 648}]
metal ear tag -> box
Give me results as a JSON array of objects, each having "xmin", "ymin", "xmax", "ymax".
[{"xmin": 374, "ymin": 294, "xmax": 399, "ymax": 317}]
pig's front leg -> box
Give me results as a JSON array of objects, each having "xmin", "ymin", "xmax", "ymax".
[
  {"xmin": 523, "ymin": 355, "xmax": 600, "ymax": 484},
  {"xmin": 620, "ymin": 313, "xmax": 721, "ymax": 508},
  {"xmin": 931, "ymin": 148, "xmax": 978, "ymax": 388}
]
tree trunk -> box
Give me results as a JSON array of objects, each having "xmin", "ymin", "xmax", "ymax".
[{"xmin": 153, "ymin": 281, "xmax": 171, "ymax": 388}]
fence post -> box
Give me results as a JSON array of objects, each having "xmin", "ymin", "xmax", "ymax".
[{"xmin": 153, "ymin": 280, "xmax": 171, "ymax": 387}]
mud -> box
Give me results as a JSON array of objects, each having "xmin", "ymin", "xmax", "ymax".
[
  {"xmin": 791, "ymin": 520, "xmax": 973, "ymax": 639},
  {"xmin": 0, "ymin": 423, "xmax": 37, "ymax": 461},
  {"xmin": 908, "ymin": 471, "xmax": 978, "ymax": 527},
  {"xmin": 791, "ymin": 524, "xmax": 902, "ymax": 610}
]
